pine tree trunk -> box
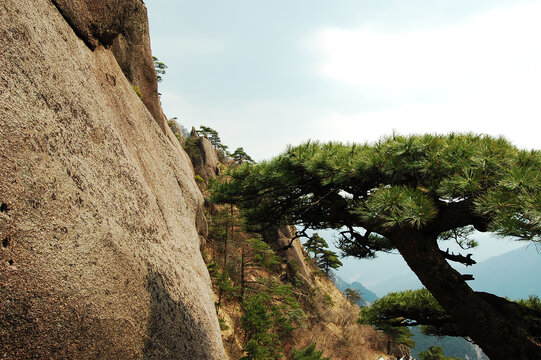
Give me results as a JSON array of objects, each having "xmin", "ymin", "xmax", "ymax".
[
  {"xmin": 392, "ymin": 230, "xmax": 541, "ymax": 360},
  {"xmin": 240, "ymin": 249, "xmax": 245, "ymax": 301},
  {"xmin": 223, "ymin": 221, "xmax": 229, "ymax": 268}
]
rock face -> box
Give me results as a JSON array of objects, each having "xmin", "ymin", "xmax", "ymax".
[
  {"xmin": 0, "ymin": 0, "xmax": 225, "ymax": 358},
  {"xmin": 188, "ymin": 129, "xmax": 221, "ymax": 181},
  {"xmin": 263, "ymin": 226, "xmax": 312, "ymax": 285},
  {"xmin": 168, "ymin": 120, "xmax": 186, "ymax": 145},
  {"xmin": 50, "ymin": 0, "xmax": 165, "ymax": 132}
]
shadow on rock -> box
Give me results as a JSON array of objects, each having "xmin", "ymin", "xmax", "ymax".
[{"xmin": 143, "ymin": 269, "xmax": 217, "ymax": 360}]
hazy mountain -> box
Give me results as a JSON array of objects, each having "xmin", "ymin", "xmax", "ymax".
[
  {"xmin": 330, "ymin": 272, "xmax": 378, "ymax": 306},
  {"xmin": 332, "ymin": 245, "xmax": 540, "ymax": 359},
  {"xmin": 371, "ymin": 244, "xmax": 540, "ymax": 299},
  {"xmin": 371, "ymin": 272, "xmax": 423, "ymax": 297},
  {"xmin": 468, "ymin": 244, "xmax": 541, "ymax": 299},
  {"xmin": 331, "ymin": 273, "xmax": 489, "ymax": 359}
]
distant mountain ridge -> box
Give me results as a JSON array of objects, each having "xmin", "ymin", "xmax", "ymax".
[
  {"xmin": 330, "ymin": 246, "xmax": 541, "ymax": 360},
  {"xmin": 330, "ymin": 272, "xmax": 379, "ymax": 307},
  {"xmin": 469, "ymin": 244, "xmax": 541, "ymax": 299},
  {"xmin": 370, "ymin": 244, "xmax": 541, "ymax": 299}
]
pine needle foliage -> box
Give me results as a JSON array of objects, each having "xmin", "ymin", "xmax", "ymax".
[
  {"xmin": 419, "ymin": 345, "xmax": 460, "ymax": 360},
  {"xmin": 211, "ymin": 133, "xmax": 541, "ymax": 359},
  {"xmin": 291, "ymin": 343, "xmax": 329, "ymax": 360},
  {"xmin": 360, "ymin": 289, "xmax": 447, "ymax": 329},
  {"xmin": 343, "ymin": 288, "xmax": 362, "ymax": 304},
  {"xmin": 212, "ymin": 133, "xmax": 540, "ymax": 241},
  {"xmin": 303, "ymin": 233, "xmax": 343, "ymax": 274},
  {"xmin": 360, "ymin": 289, "xmax": 541, "ymax": 340}
]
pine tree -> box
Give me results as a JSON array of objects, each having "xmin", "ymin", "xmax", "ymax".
[
  {"xmin": 291, "ymin": 343, "xmax": 329, "ymax": 360},
  {"xmin": 302, "ymin": 233, "xmax": 342, "ymax": 274},
  {"xmin": 212, "ymin": 133, "xmax": 541, "ymax": 359},
  {"xmin": 419, "ymin": 346, "xmax": 460, "ymax": 360},
  {"xmin": 240, "ymin": 293, "xmax": 281, "ymax": 360},
  {"xmin": 317, "ymin": 249, "xmax": 342, "ymax": 275},
  {"xmin": 303, "ymin": 233, "xmax": 328, "ymax": 259},
  {"xmin": 152, "ymin": 56, "xmax": 167, "ymax": 83},
  {"xmin": 343, "ymin": 288, "xmax": 361, "ymax": 304},
  {"xmin": 232, "ymin": 147, "xmax": 255, "ymax": 164}
]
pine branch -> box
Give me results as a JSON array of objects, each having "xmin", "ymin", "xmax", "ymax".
[
  {"xmin": 280, "ymin": 225, "xmax": 308, "ymax": 250},
  {"xmin": 440, "ymin": 248, "xmax": 477, "ymax": 266}
]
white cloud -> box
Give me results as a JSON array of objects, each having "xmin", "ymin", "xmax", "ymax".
[
  {"xmin": 318, "ymin": 3, "xmax": 541, "ymax": 89},
  {"xmin": 314, "ymin": 100, "xmax": 541, "ymax": 150},
  {"xmin": 314, "ymin": 3, "xmax": 541, "ymax": 149}
]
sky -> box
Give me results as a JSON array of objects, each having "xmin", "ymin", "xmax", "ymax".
[
  {"xmin": 311, "ymin": 228, "xmax": 529, "ymax": 296},
  {"xmin": 145, "ymin": 1, "xmax": 540, "ymax": 294},
  {"xmin": 146, "ymin": 0, "xmax": 540, "ymax": 161}
]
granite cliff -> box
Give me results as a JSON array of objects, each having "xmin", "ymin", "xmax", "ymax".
[{"xmin": 0, "ymin": 0, "xmax": 225, "ymax": 358}]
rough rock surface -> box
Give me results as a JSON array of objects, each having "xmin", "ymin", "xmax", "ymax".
[
  {"xmin": 188, "ymin": 130, "xmax": 221, "ymax": 181},
  {"xmin": 168, "ymin": 120, "xmax": 186, "ymax": 145},
  {"xmin": 263, "ymin": 225, "xmax": 312, "ymax": 285},
  {"xmin": 0, "ymin": 0, "xmax": 225, "ymax": 358},
  {"xmin": 50, "ymin": 0, "xmax": 165, "ymax": 132}
]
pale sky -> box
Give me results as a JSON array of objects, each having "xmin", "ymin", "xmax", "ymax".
[
  {"xmin": 147, "ymin": 0, "xmax": 540, "ymax": 161},
  {"xmin": 146, "ymin": 1, "xmax": 540, "ymax": 294}
]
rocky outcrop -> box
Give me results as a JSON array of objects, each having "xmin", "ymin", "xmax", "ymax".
[
  {"xmin": 263, "ymin": 225, "xmax": 312, "ymax": 285},
  {"xmin": 168, "ymin": 120, "xmax": 186, "ymax": 145},
  {"xmin": 0, "ymin": 0, "xmax": 225, "ymax": 358},
  {"xmin": 188, "ymin": 128, "xmax": 221, "ymax": 181},
  {"xmin": 50, "ymin": 0, "xmax": 165, "ymax": 132}
]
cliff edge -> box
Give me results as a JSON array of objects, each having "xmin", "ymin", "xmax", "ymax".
[{"xmin": 0, "ymin": 0, "xmax": 225, "ymax": 358}]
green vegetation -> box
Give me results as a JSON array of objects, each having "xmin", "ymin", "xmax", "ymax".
[
  {"xmin": 317, "ymin": 249, "xmax": 342, "ymax": 275},
  {"xmin": 303, "ymin": 233, "xmax": 327, "ymax": 258},
  {"xmin": 195, "ymin": 125, "xmax": 255, "ymax": 164},
  {"xmin": 291, "ymin": 343, "xmax": 329, "ymax": 360},
  {"xmin": 205, "ymin": 203, "xmax": 306, "ymax": 359},
  {"xmin": 303, "ymin": 233, "xmax": 342, "ymax": 275},
  {"xmin": 360, "ymin": 288, "xmax": 541, "ymax": 357},
  {"xmin": 240, "ymin": 293, "xmax": 282, "ymax": 360},
  {"xmin": 359, "ymin": 291, "xmax": 419, "ymax": 352},
  {"xmin": 211, "ymin": 133, "xmax": 541, "ymax": 360},
  {"xmin": 197, "ymin": 125, "xmax": 222, "ymax": 149},
  {"xmin": 169, "ymin": 123, "xmax": 256, "ymax": 167},
  {"xmin": 232, "ymin": 147, "xmax": 255, "ymax": 164},
  {"xmin": 218, "ymin": 317, "xmax": 229, "ymax": 331},
  {"xmin": 360, "ymin": 290, "xmax": 447, "ymax": 330},
  {"xmin": 152, "ymin": 56, "xmax": 167, "ymax": 83},
  {"xmin": 360, "ymin": 289, "xmax": 438, "ymax": 350},
  {"xmin": 132, "ymin": 85, "xmax": 142, "ymax": 98},
  {"xmin": 419, "ymin": 346, "xmax": 460, "ymax": 360},
  {"xmin": 343, "ymin": 288, "xmax": 361, "ymax": 304},
  {"xmin": 183, "ymin": 136, "xmax": 202, "ymax": 160},
  {"xmin": 322, "ymin": 293, "xmax": 334, "ymax": 307}
]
